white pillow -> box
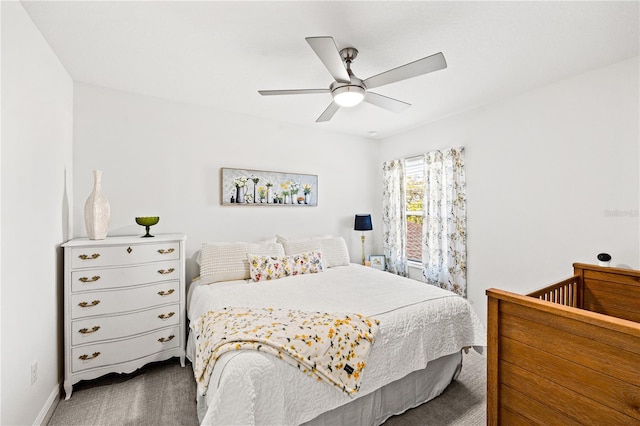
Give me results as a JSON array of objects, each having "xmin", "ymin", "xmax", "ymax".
[
  {"xmin": 320, "ymin": 237, "xmax": 350, "ymax": 268},
  {"xmin": 277, "ymin": 235, "xmax": 323, "ymax": 257},
  {"xmin": 199, "ymin": 241, "xmax": 285, "ymax": 283},
  {"xmin": 276, "ymin": 235, "xmax": 350, "ymax": 268},
  {"xmin": 196, "ymin": 237, "xmax": 277, "ymax": 266}
]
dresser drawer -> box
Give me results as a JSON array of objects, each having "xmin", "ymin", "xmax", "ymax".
[
  {"xmin": 71, "ymin": 303, "xmax": 180, "ymax": 345},
  {"xmin": 71, "ymin": 260, "xmax": 180, "ymax": 292},
  {"xmin": 71, "ymin": 281, "xmax": 180, "ymax": 319},
  {"xmin": 70, "ymin": 242, "xmax": 180, "ymax": 269},
  {"xmin": 72, "ymin": 326, "xmax": 180, "ymax": 373}
]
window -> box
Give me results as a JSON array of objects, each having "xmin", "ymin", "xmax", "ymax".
[
  {"xmin": 382, "ymin": 148, "xmax": 465, "ymax": 294},
  {"xmin": 405, "ymin": 157, "xmax": 423, "ymax": 262}
]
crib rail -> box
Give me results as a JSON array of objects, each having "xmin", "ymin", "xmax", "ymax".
[{"xmin": 526, "ymin": 276, "xmax": 582, "ymax": 308}]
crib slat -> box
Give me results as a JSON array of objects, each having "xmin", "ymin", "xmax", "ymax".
[{"xmin": 527, "ymin": 276, "xmax": 580, "ymax": 308}]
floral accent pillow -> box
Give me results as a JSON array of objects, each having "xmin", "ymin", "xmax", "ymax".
[{"xmin": 247, "ymin": 251, "xmax": 324, "ymax": 282}]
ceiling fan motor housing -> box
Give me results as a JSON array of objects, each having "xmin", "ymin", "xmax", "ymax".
[{"xmin": 330, "ymin": 76, "xmax": 366, "ymax": 107}]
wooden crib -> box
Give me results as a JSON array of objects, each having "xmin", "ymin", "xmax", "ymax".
[{"xmin": 486, "ymin": 263, "xmax": 640, "ymax": 425}]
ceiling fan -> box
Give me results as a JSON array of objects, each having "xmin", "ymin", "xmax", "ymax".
[{"xmin": 258, "ymin": 36, "xmax": 447, "ymax": 122}]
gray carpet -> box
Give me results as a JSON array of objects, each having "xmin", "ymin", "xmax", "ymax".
[
  {"xmin": 384, "ymin": 350, "xmax": 486, "ymax": 425},
  {"xmin": 48, "ymin": 359, "xmax": 199, "ymax": 426},
  {"xmin": 48, "ymin": 350, "xmax": 485, "ymax": 425}
]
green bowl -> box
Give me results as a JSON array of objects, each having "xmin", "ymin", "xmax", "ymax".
[{"xmin": 135, "ymin": 216, "xmax": 159, "ymax": 226}]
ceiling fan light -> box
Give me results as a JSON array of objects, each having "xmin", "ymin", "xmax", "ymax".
[{"xmin": 332, "ymin": 85, "xmax": 366, "ymax": 107}]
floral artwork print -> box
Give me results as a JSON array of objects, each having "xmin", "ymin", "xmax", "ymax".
[
  {"xmin": 191, "ymin": 307, "xmax": 380, "ymax": 397},
  {"xmin": 222, "ymin": 168, "xmax": 317, "ymax": 206}
]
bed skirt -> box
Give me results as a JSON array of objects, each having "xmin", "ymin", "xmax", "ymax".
[
  {"xmin": 187, "ymin": 332, "xmax": 462, "ymax": 425},
  {"xmin": 302, "ymin": 351, "xmax": 462, "ymax": 425}
]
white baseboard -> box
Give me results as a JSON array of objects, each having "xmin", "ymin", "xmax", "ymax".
[{"xmin": 34, "ymin": 385, "xmax": 60, "ymax": 426}]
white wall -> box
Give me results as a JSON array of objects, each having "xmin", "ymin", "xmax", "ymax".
[
  {"xmin": 73, "ymin": 83, "xmax": 379, "ymax": 282},
  {"xmin": 379, "ymin": 57, "xmax": 640, "ymax": 324},
  {"xmin": 1, "ymin": 2, "xmax": 73, "ymax": 425}
]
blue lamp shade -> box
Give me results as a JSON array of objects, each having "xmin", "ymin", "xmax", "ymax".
[{"xmin": 354, "ymin": 214, "xmax": 373, "ymax": 231}]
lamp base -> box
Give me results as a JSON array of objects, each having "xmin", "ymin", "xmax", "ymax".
[{"xmin": 361, "ymin": 234, "xmax": 366, "ymax": 265}]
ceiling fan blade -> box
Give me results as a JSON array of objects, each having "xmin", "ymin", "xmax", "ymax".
[
  {"xmin": 305, "ymin": 37, "xmax": 351, "ymax": 84},
  {"xmin": 364, "ymin": 52, "xmax": 447, "ymax": 89},
  {"xmin": 316, "ymin": 102, "xmax": 340, "ymax": 122},
  {"xmin": 259, "ymin": 89, "xmax": 330, "ymax": 96},
  {"xmin": 364, "ymin": 92, "xmax": 411, "ymax": 113}
]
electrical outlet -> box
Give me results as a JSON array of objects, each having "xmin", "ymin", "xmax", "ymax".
[{"xmin": 31, "ymin": 362, "xmax": 38, "ymax": 385}]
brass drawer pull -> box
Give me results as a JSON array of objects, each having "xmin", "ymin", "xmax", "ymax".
[
  {"xmin": 158, "ymin": 335, "xmax": 175, "ymax": 343},
  {"xmin": 79, "ymin": 352, "xmax": 101, "ymax": 361},
  {"xmin": 79, "ymin": 276, "xmax": 101, "ymax": 283},
  {"xmin": 78, "ymin": 253, "xmax": 100, "ymax": 260},
  {"xmin": 158, "ymin": 248, "xmax": 175, "ymax": 255},
  {"xmin": 79, "ymin": 326, "xmax": 101, "ymax": 334},
  {"xmin": 157, "ymin": 289, "xmax": 175, "ymax": 296},
  {"xmin": 157, "ymin": 268, "xmax": 175, "ymax": 275},
  {"xmin": 78, "ymin": 300, "xmax": 101, "ymax": 308},
  {"xmin": 158, "ymin": 312, "xmax": 175, "ymax": 320}
]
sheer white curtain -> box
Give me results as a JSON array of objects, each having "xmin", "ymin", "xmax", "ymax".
[
  {"xmin": 422, "ymin": 147, "xmax": 467, "ymax": 296},
  {"xmin": 382, "ymin": 159, "xmax": 407, "ymax": 276}
]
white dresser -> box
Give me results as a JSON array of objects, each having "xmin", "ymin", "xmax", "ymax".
[{"xmin": 62, "ymin": 234, "xmax": 186, "ymax": 399}]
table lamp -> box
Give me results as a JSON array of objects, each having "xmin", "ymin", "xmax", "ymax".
[{"xmin": 354, "ymin": 214, "xmax": 373, "ymax": 265}]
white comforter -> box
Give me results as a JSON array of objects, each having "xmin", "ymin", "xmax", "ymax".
[{"xmin": 187, "ymin": 264, "xmax": 486, "ymax": 425}]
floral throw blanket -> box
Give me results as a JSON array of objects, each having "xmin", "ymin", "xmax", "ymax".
[{"xmin": 191, "ymin": 307, "xmax": 380, "ymax": 397}]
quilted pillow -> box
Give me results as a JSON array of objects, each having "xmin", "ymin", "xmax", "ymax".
[
  {"xmin": 196, "ymin": 238, "xmax": 277, "ymax": 265},
  {"xmin": 276, "ymin": 235, "xmax": 350, "ymax": 268},
  {"xmin": 320, "ymin": 237, "xmax": 350, "ymax": 268},
  {"xmin": 247, "ymin": 251, "xmax": 324, "ymax": 282},
  {"xmin": 200, "ymin": 241, "xmax": 285, "ymax": 283},
  {"xmin": 276, "ymin": 235, "xmax": 323, "ymax": 256}
]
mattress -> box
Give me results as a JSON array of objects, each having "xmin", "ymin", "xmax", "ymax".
[{"xmin": 187, "ymin": 263, "xmax": 485, "ymax": 425}]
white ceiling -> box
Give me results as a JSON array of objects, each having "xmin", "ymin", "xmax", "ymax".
[{"xmin": 21, "ymin": 1, "xmax": 640, "ymax": 139}]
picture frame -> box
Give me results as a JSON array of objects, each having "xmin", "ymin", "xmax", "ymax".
[
  {"xmin": 221, "ymin": 168, "xmax": 318, "ymax": 206},
  {"xmin": 369, "ymin": 255, "xmax": 386, "ymax": 271}
]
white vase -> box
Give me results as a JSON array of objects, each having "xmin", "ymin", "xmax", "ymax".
[
  {"xmin": 84, "ymin": 170, "xmax": 110, "ymax": 240},
  {"xmin": 236, "ymin": 186, "xmax": 246, "ymax": 203}
]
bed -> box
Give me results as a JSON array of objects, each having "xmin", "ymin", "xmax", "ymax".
[
  {"xmin": 186, "ymin": 236, "xmax": 486, "ymax": 425},
  {"xmin": 486, "ymin": 263, "xmax": 640, "ymax": 425}
]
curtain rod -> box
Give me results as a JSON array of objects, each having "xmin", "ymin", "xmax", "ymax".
[{"xmin": 406, "ymin": 146, "xmax": 465, "ymax": 161}]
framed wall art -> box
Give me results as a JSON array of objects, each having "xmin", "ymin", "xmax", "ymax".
[
  {"xmin": 221, "ymin": 168, "xmax": 318, "ymax": 206},
  {"xmin": 370, "ymin": 255, "xmax": 386, "ymax": 271}
]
